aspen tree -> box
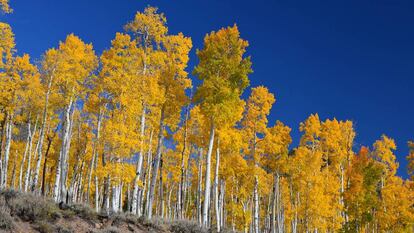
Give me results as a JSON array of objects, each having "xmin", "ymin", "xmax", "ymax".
[
  {"xmin": 8, "ymin": 54, "xmax": 42, "ymax": 191},
  {"xmin": 124, "ymin": 7, "xmax": 168, "ymax": 215},
  {"xmin": 194, "ymin": 25, "xmax": 251, "ymax": 227},
  {"xmin": 0, "ymin": 22, "xmax": 15, "ymax": 188},
  {"xmin": 147, "ymin": 32, "xmax": 192, "ymax": 219},
  {"xmin": 84, "ymin": 83, "xmax": 105, "ymax": 211},
  {"xmin": 262, "ymin": 121, "xmax": 291, "ymax": 233},
  {"xmin": 51, "ymin": 34, "xmax": 98, "ymax": 202},
  {"xmin": 343, "ymin": 147, "xmax": 382, "ymax": 232},
  {"xmin": 31, "ymin": 49, "xmax": 60, "ymax": 193},
  {"xmin": 241, "ymin": 86, "xmax": 275, "ymax": 233}
]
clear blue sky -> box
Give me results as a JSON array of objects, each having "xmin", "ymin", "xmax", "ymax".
[{"xmin": 2, "ymin": 0, "xmax": 413, "ymax": 177}]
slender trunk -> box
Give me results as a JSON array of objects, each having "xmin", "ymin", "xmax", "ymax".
[
  {"xmin": 61, "ymin": 103, "xmax": 76, "ymax": 203},
  {"xmin": 144, "ymin": 130, "xmax": 154, "ymax": 216},
  {"xmin": 220, "ymin": 180, "xmax": 225, "ymax": 229},
  {"xmin": 147, "ymin": 106, "xmax": 165, "ymax": 219},
  {"xmin": 168, "ymin": 184, "xmax": 173, "ymax": 219},
  {"xmin": 31, "ymin": 76, "xmax": 53, "ymax": 192},
  {"xmin": 251, "ymin": 130, "xmax": 259, "ymax": 233},
  {"xmin": 68, "ymin": 144, "xmax": 86, "ymax": 204},
  {"xmin": 178, "ymin": 103, "xmax": 190, "ymax": 219},
  {"xmin": 19, "ymin": 120, "xmax": 32, "ymax": 190},
  {"xmin": 95, "ymin": 175, "xmax": 100, "ymax": 212},
  {"xmin": 271, "ymin": 173, "xmax": 278, "ymax": 233},
  {"xmin": 197, "ymin": 148, "xmax": 203, "ymax": 225},
  {"xmin": 132, "ymin": 105, "xmax": 146, "ymax": 215},
  {"xmin": 112, "ymin": 182, "xmax": 121, "ymax": 213},
  {"xmin": 159, "ymin": 157, "xmax": 164, "ymax": 217},
  {"xmin": 1, "ymin": 113, "xmax": 13, "ymax": 188},
  {"xmin": 253, "ymin": 176, "xmax": 259, "ymax": 233},
  {"xmin": 202, "ymin": 122, "xmax": 215, "ymax": 227},
  {"xmin": 214, "ymin": 140, "xmax": 221, "ymax": 232},
  {"xmin": 11, "ymin": 151, "xmax": 17, "ymax": 188},
  {"xmin": 275, "ymin": 173, "xmax": 284, "ymax": 233},
  {"xmin": 53, "ymin": 98, "xmax": 73, "ymax": 202},
  {"xmin": 41, "ymin": 134, "xmax": 53, "ymax": 196},
  {"xmin": 24, "ymin": 116, "xmax": 38, "ymax": 192},
  {"xmin": 183, "ymin": 152, "xmax": 192, "ymax": 219},
  {"xmin": 103, "ymin": 176, "xmax": 111, "ymax": 213},
  {"xmin": 340, "ymin": 164, "xmax": 346, "ymax": 222},
  {"xmin": 76, "ymin": 162, "xmax": 85, "ymax": 203},
  {"xmin": 142, "ymin": 129, "xmax": 153, "ymax": 215},
  {"xmin": 87, "ymin": 109, "xmax": 103, "ymax": 203}
]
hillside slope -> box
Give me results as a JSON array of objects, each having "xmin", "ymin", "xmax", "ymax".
[{"xmin": 0, "ymin": 190, "xmax": 208, "ymax": 233}]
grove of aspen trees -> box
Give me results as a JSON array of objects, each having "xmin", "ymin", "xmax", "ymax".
[{"xmin": 1, "ymin": 1, "xmax": 414, "ymax": 232}]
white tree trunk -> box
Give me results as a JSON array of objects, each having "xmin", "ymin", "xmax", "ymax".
[
  {"xmin": 53, "ymin": 98, "xmax": 73, "ymax": 202},
  {"xmin": 220, "ymin": 180, "xmax": 225, "ymax": 229},
  {"xmin": 132, "ymin": 106, "xmax": 146, "ymax": 215},
  {"xmin": 31, "ymin": 76, "xmax": 53, "ymax": 193},
  {"xmin": 147, "ymin": 108, "xmax": 165, "ymax": 219},
  {"xmin": 95, "ymin": 176, "xmax": 100, "ymax": 212},
  {"xmin": 178, "ymin": 104, "xmax": 190, "ymax": 219},
  {"xmin": 112, "ymin": 183, "xmax": 121, "ymax": 213},
  {"xmin": 275, "ymin": 173, "xmax": 284, "ymax": 233},
  {"xmin": 19, "ymin": 120, "xmax": 32, "ymax": 191},
  {"xmin": 87, "ymin": 109, "xmax": 103, "ymax": 205},
  {"xmin": 253, "ymin": 176, "xmax": 259, "ymax": 233},
  {"xmin": 214, "ymin": 142, "xmax": 221, "ymax": 232},
  {"xmin": 202, "ymin": 122, "xmax": 215, "ymax": 227},
  {"xmin": 142, "ymin": 129, "xmax": 153, "ymax": 215},
  {"xmin": 1, "ymin": 114, "xmax": 13, "ymax": 188},
  {"xmin": 197, "ymin": 148, "xmax": 203, "ymax": 225},
  {"xmin": 24, "ymin": 116, "xmax": 38, "ymax": 192},
  {"xmin": 61, "ymin": 104, "xmax": 75, "ymax": 202}
]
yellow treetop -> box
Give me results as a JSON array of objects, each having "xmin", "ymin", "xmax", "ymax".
[
  {"xmin": 373, "ymin": 135, "xmax": 398, "ymax": 175},
  {"xmin": 0, "ymin": 0, "xmax": 11, "ymax": 13},
  {"xmin": 194, "ymin": 25, "xmax": 251, "ymax": 128},
  {"xmin": 299, "ymin": 113, "xmax": 321, "ymax": 148},
  {"xmin": 124, "ymin": 6, "xmax": 167, "ymax": 47},
  {"xmin": 54, "ymin": 34, "xmax": 98, "ymax": 103},
  {"xmin": 0, "ymin": 22, "xmax": 15, "ymax": 70}
]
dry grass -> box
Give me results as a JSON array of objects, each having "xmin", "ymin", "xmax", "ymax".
[{"xmin": 0, "ymin": 189, "xmax": 232, "ymax": 233}]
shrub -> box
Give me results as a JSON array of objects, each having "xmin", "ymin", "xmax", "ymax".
[
  {"xmin": 138, "ymin": 216, "xmax": 168, "ymax": 231},
  {"xmin": 169, "ymin": 219, "xmax": 208, "ymax": 233},
  {"xmin": 69, "ymin": 203, "xmax": 98, "ymax": 222},
  {"xmin": 111, "ymin": 212, "xmax": 139, "ymax": 226},
  {"xmin": 7, "ymin": 192, "xmax": 61, "ymax": 222},
  {"xmin": 0, "ymin": 209, "xmax": 14, "ymax": 230},
  {"xmin": 0, "ymin": 189, "xmax": 20, "ymax": 204},
  {"xmin": 56, "ymin": 225, "xmax": 74, "ymax": 233},
  {"xmin": 99, "ymin": 226, "xmax": 120, "ymax": 233},
  {"xmin": 35, "ymin": 221, "xmax": 54, "ymax": 233}
]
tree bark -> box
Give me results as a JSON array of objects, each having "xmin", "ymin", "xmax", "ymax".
[
  {"xmin": 214, "ymin": 140, "xmax": 221, "ymax": 232},
  {"xmin": 24, "ymin": 116, "xmax": 38, "ymax": 192},
  {"xmin": 41, "ymin": 134, "xmax": 54, "ymax": 196},
  {"xmin": 147, "ymin": 106, "xmax": 165, "ymax": 219},
  {"xmin": 86, "ymin": 109, "xmax": 103, "ymax": 204},
  {"xmin": 19, "ymin": 119, "xmax": 32, "ymax": 191},
  {"xmin": 253, "ymin": 176, "xmax": 259, "ymax": 233},
  {"xmin": 31, "ymin": 75, "xmax": 53, "ymax": 193},
  {"xmin": 53, "ymin": 98, "xmax": 74, "ymax": 202},
  {"xmin": 1, "ymin": 113, "xmax": 13, "ymax": 188},
  {"xmin": 202, "ymin": 122, "xmax": 215, "ymax": 227},
  {"xmin": 197, "ymin": 148, "xmax": 203, "ymax": 225},
  {"xmin": 132, "ymin": 105, "xmax": 146, "ymax": 215}
]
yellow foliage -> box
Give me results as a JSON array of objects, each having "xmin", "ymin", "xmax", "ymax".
[{"xmin": 0, "ymin": 0, "xmax": 11, "ymax": 13}]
